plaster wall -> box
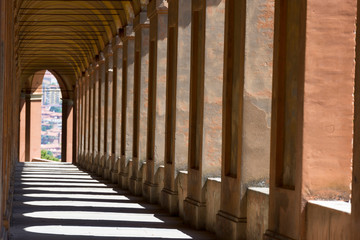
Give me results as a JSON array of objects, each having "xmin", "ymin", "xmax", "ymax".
[{"xmin": 302, "ymin": 0, "xmax": 356, "ymax": 200}]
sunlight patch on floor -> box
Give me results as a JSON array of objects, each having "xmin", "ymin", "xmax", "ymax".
[
  {"xmin": 24, "ymin": 225, "xmax": 192, "ymax": 239},
  {"xmin": 22, "ymin": 187, "xmax": 118, "ymax": 193},
  {"xmin": 20, "ymin": 182, "xmax": 108, "ymax": 187},
  {"xmin": 22, "ymin": 193, "xmax": 129, "ymax": 200},
  {"xmin": 23, "ymin": 201, "xmax": 144, "ymax": 208},
  {"xmin": 23, "ymin": 211, "xmax": 163, "ymax": 222}
]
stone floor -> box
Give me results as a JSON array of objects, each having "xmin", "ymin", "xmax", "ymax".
[{"xmin": 10, "ymin": 162, "xmax": 216, "ymax": 240}]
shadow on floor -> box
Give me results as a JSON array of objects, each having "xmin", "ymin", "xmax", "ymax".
[{"xmin": 10, "ymin": 162, "xmax": 216, "ymax": 240}]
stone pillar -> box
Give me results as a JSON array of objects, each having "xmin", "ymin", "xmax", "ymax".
[
  {"xmin": 86, "ymin": 65, "xmax": 94, "ymax": 168},
  {"xmin": 352, "ymin": 0, "xmax": 360, "ymax": 238},
  {"xmin": 144, "ymin": 0, "xmax": 168, "ymax": 204},
  {"xmin": 129, "ymin": 11, "xmax": 150, "ymax": 196},
  {"xmin": 92, "ymin": 59, "xmax": 100, "ymax": 173},
  {"xmin": 84, "ymin": 71, "xmax": 90, "ymax": 169},
  {"xmin": 96, "ymin": 53, "xmax": 106, "ymax": 176},
  {"xmin": 75, "ymin": 82, "xmax": 80, "ymax": 165},
  {"xmin": 265, "ymin": 0, "xmax": 356, "ymax": 239},
  {"xmin": 25, "ymin": 93, "xmax": 42, "ymax": 162},
  {"xmin": 216, "ymin": 0, "xmax": 274, "ymax": 239},
  {"xmin": 161, "ymin": 0, "xmax": 191, "ymax": 215},
  {"xmin": 183, "ymin": 0, "xmax": 225, "ymax": 230},
  {"xmin": 62, "ymin": 99, "xmax": 74, "ymax": 163},
  {"xmin": 119, "ymin": 26, "xmax": 135, "ymax": 189},
  {"xmin": 79, "ymin": 75, "xmax": 86, "ymax": 167},
  {"xmin": 104, "ymin": 44, "xmax": 114, "ymax": 180},
  {"xmin": 19, "ymin": 94, "xmax": 26, "ymax": 162},
  {"xmin": 111, "ymin": 36, "xmax": 123, "ymax": 183}
]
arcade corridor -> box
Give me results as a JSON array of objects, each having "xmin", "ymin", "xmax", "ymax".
[{"xmin": 1, "ymin": 0, "xmax": 360, "ymax": 239}]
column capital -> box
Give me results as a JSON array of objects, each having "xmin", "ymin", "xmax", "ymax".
[
  {"xmin": 91, "ymin": 60, "xmax": 98, "ymax": 71},
  {"xmin": 85, "ymin": 69, "xmax": 90, "ymax": 78},
  {"xmin": 80, "ymin": 73, "xmax": 86, "ymax": 85},
  {"xmin": 105, "ymin": 42, "xmax": 113, "ymax": 57},
  {"xmin": 88, "ymin": 64, "xmax": 94, "ymax": 75},
  {"xmin": 94, "ymin": 55, "xmax": 100, "ymax": 69},
  {"xmin": 148, "ymin": 0, "xmax": 168, "ymax": 19},
  {"xmin": 134, "ymin": 11, "xmax": 150, "ymax": 31},
  {"xmin": 99, "ymin": 51, "xmax": 105, "ymax": 63},
  {"xmin": 23, "ymin": 93, "xmax": 42, "ymax": 101},
  {"xmin": 112, "ymin": 35, "xmax": 123, "ymax": 50},
  {"xmin": 121, "ymin": 25, "xmax": 135, "ymax": 41}
]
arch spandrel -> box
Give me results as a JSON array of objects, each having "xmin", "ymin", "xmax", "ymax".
[{"xmin": 22, "ymin": 69, "xmax": 73, "ymax": 99}]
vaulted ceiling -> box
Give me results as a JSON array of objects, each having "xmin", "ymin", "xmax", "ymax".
[{"xmin": 18, "ymin": 0, "xmax": 148, "ymax": 93}]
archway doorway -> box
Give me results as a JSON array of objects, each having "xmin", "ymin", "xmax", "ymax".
[
  {"xmin": 19, "ymin": 70, "xmax": 74, "ymax": 163},
  {"xmin": 41, "ymin": 71, "xmax": 63, "ymax": 161}
]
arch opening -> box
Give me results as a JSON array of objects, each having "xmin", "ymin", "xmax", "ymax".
[
  {"xmin": 19, "ymin": 70, "xmax": 74, "ymax": 163},
  {"xmin": 41, "ymin": 71, "xmax": 63, "ymax": 161}
]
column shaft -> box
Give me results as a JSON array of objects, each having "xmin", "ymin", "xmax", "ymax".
[
  {"xmin": 184, "ymin": 0, "xmax": 225, "ymax": 229},
  {"xmin": 353, "ymin": 0, "xmax": 360, "ymax": 237},
  {"xmin": 92, "ymin": 61, "xmax": 100, "ymax": 172},
  {"xmin": 97, "ymin": 54, "xmax": 106, "ymax": 176},
  {"xmin": 62, "ymin": 99, "xmax": 74, "ymax": 163},
  {"xmin": 84, "ymin": 73, "xmax": 90, "ymax": 168},
  {"xmin": 119, "ymin": 26, "xmax": 135, "ymax": 189},
  {"xmin": 80, "ymin": 76, "xmax": 86, "ymax": 166},
  {"xmin": 161, "ymin": 0, "xmax": 192, "ymax": 215},
  {"xmin": 111, "ymin": 36, "xmax": 123, "ymax": 183},
  {"xmin": 104, "ymin": 44, "xmax": 114, "ymax": 179},
  {"xmin": 87, "ymin": 66, "xmax": 94, "ymax": 167},
  {"xmin": 19, "ymin": 95, "xmax": 26, "ymax": 162},
  {"xmin": 144, "ymin": 0, "xmax": 168, "ymax": 204},
  {"xmin": 28, "ymin": 93, "xmax": 42, "ymax": 161},
  {"xmin": 217, "ymin": 0, "xmax": 274, "ymax": 239},
  {"xmin": 130, "ymin": 11, "xmax": 150, "ymax": 196}
]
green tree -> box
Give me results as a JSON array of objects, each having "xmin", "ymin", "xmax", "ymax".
[
  {"xmin": 41, "ymin": 149, "xmax": 60, "ymax": 162},
  {"xmin": 50, "ymin": 106, "xmax": 62, "ymax": 113}
]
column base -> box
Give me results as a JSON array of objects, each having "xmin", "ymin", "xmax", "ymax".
[
  {"xmin": 1, "ymin": 225, "xmax": 8, "ymax": 240},
  {"xmin": 183, "ymin": 197, "xmax": 206, "ymax": 230},
  {"xmin": 111, "ymin": 170, "xmax": 119, "ymax": 184},
  {"xmin": 83, "ymin": 153, "xmax": 89, "ymax": 170},
  {"xmin": 104, "ymin": 168, "xmax": 111, "ymax": 180},
  {"xmin": 118, "ymin": 160, "xmax": 132, "ymax": 190},
  {"xmin": 216, "ymin": 210, "xmax": 246, "ymax": 240},
  {"xmin": 78, "ymin": 153, "xmax": 84, "ymax": 168},
  {"xmin": 143, "ymin": 181, "xmax": 159, "ymax": 203},
  {"xmin": 96, "ymin": 155, "xmax": 105, "ymax": 177},
  {"xmin": 161, "ymin": 188, "xmax": 179, "ymax": 215},
  {"xmin": 119, "ymin": 172, "xmax": 129, "ymax": 189},
  {"xmin": 129, "ymin": 176, "xmax": 143, "ymax": 196},
  {"xmin": 103, "ymin": 154, "xmax": 111, "ymax": 180},
  {"xmin": 264, "ymin": 230, "xmax": 295, "ymax": 240},
  {"xmin": 3, "ymin": 208, "xmax": 10, "ymax": 239},
  {"xmin": 91, "ymin": 154, "xmax": 99, "ymax": 173},
  {"xmin": 87, "ymin": 153, "xmax": 94, "ymax": 171}
]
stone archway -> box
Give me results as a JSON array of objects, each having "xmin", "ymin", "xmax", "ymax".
[{"xmin": 19, "ymin": 70, "xmax": 74, "ymax": 163}]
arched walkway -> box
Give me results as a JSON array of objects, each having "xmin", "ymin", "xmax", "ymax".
[
  {"xmin": 0, "ymin": 0, "xmax": 358, "ymax": 239},
  {"xmin": 19, "ymin": 70, "xmax": 74, "ymax": 163}
]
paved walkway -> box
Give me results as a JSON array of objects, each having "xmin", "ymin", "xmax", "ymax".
[{"xmin": 10, "ymin": 162, "xmax": 216, "ymax": 240}]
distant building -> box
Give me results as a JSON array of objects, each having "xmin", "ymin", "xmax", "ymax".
[
  {"xmin": 42, "ymin": 71, "xmax": 62, "ymax": 105},
  {"xmin": 41, "ymin": 71, "xmax": 62, "ymax": 159}
]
